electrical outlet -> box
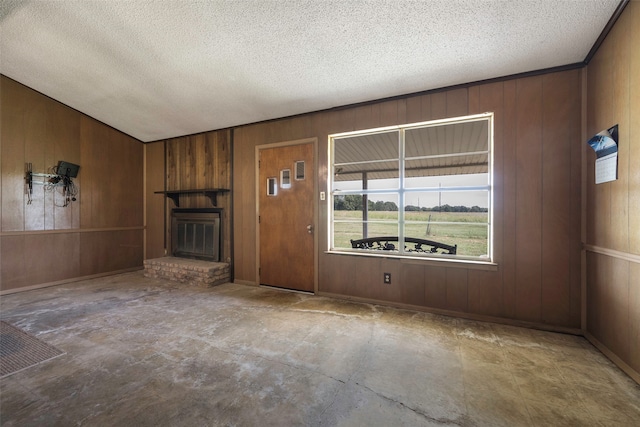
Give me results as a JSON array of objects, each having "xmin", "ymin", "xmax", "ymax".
[{"xmin": 383, "ymin": 272, "xmax": 391, "ymax": 284}]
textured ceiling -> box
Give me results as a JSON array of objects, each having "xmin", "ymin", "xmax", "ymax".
[{"xmin": 0, "ymin": 0, "xmax": 621, "ymax": 142}]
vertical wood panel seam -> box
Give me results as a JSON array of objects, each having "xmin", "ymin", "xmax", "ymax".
[
  {"xmin": 516, "ymin": 79, "xmax": 524, "ymax": 318},
  {"xmin": 627, "ymin": 260, "xmax": 631, "ymax": 363},
  {"xmin": 163, "ymin": 140, "xmax": 167, "ymax": 251},
  {"xmin": 581, "ymin": 67, "xmax": 588, "ymax": 330},
  {"xmin": 500, "ymin": 83, "xmax": 505, "ymax": 316},
  {"xmin": 609, "ymin": 68, "xmax": 613, "ymax": 242},
  {"xmin": 540, "ymin": 77, "xmax": 545, "ymax": 320},
  {"xmin": 626, "ymin": 46, "xmax": 631, "ymax": 254},
  {"xmin": 514, "ymin": 81, "xmax": 519, "ymax": 316}
]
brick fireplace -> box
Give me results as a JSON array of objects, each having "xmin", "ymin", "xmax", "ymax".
[{"xmin": 143, "ymin": 208, "xmax": 229, "ymax": 286}]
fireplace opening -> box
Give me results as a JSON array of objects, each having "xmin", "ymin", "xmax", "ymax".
[{"xmin": 171, "ymin": 208, "xmax": 221, "ymax": 262}]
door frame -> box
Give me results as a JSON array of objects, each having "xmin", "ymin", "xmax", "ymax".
[{"xmin": 255, "ymin": 137, "xmax": 318, "ymax": 293}]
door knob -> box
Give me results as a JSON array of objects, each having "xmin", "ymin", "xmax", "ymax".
[{"xmin": 307, "ymin": 224, "xmax": 314, "ymax": 234}]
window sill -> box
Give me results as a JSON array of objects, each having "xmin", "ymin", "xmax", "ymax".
[{"xmin": 324, "ymin": 250, "xmax": 498, "ymax": 271}]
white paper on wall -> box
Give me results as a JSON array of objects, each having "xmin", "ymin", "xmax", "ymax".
[{"xmin": 595, "ymin": 152, "xmax": 618, "ymax": 184}]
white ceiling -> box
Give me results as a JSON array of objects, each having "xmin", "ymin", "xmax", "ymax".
[{"xmin": 0, "ymin": 0, "xmax": 621, "ymax": 143}]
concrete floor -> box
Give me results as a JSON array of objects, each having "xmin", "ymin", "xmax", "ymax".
[{"xmin": 1, "ymin": 272, "xmax": 639, "ymax": 426}]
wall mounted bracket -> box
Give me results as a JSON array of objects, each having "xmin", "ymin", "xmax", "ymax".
[{"xmin": 25, "ymin": 162, "xmax": 79, "ymax": 206}]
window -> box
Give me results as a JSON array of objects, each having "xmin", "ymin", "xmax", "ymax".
[
  {"xmin": 280, "ymin": 169, "xmax": 291, "ymax": 189},
  {"xmin": 329, "ymin": 113, "xmax": 493, "ymax": 262},
  {"xmin": 295, "ymin": 160, "xmax": 306, "ymax": 180},
  {"xmin": 267, "ymin": 177, "xmax": 278, "ymax": 196}
]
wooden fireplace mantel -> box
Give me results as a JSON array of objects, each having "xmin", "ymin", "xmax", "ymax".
[{"xmin": 154, "ymin": 188, "xmax": 230, "ymax": 207}]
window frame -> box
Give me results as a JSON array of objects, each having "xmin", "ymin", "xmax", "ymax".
[{"xmin": 327, "ymin": 112, "xmax": 495, "ymax": 265}]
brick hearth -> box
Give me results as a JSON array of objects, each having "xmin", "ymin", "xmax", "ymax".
[{"xmin": 143, "ymin": 257, "xmax": 230, "ymax": 287}]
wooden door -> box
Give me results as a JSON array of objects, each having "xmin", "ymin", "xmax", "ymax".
[{"xmin": 259, "ymin": 143, "xmax": 314, "ymax": 292}]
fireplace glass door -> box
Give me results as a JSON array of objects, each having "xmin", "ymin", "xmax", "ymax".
[{"xmin": 171, "ymin": 209, "xmax": 221, "ymax": 262}]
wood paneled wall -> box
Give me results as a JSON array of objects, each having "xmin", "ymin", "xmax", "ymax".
[
  {"xmin": 144, "ymin": 142, "xmax": 165, "ymax": 259},
  {"xmin": 233, "ymin": 69, "xmax": 583, "ymax": 330},
  {"xmin": 584, "ymin": 1, "xmax": 639, "ymax": 382},
  {"xmin": 144, "ymin": 130, "xmax": 232, "ymax": 263},
  {"xmin": 0, "ymin": 76, "xmax": 143, "ymax": 293}
]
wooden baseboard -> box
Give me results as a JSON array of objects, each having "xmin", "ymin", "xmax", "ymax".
[
  {"xmin": 316, "ymin": 291, "xmax": 583, "ymax": 336},
  {"xmin": 584, "ymin": 332, "xmax": 640, "ymax": 385},
  {"xmin": 0, "ymin": 267, "xmax": 143, "ymax": 295},
  {"xmin": 232, "ymin": 280, "xmax": 257, "ymax": 287}
]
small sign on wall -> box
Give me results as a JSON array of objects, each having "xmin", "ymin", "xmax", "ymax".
[{"xmin": 587, "ymin": 124, "xmax": 618, "ymax": 184}]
